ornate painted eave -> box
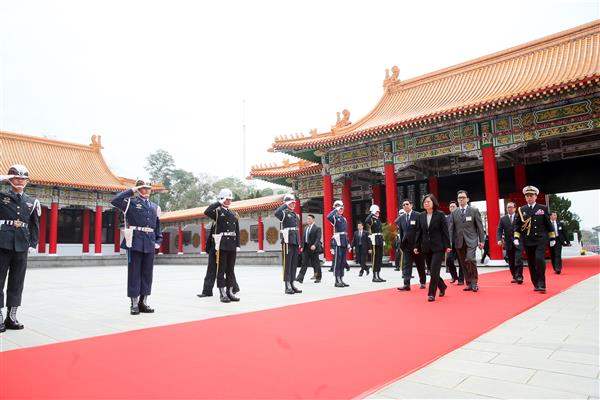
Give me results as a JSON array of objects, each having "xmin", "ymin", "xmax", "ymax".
[
  {"xmin": 248, "ymin": 159, "xmax": 322, "ymax": 186},
  {"xmin": 160, "ymin": 194, "xmax": 286, "ymax": 223},
  {"xmin": 270, "ymin": 19, "xmax": 600, "ymax": 154}
]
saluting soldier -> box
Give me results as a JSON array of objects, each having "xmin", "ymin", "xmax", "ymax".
[
  {"xmin": 197, "ymin": 223, "xmax": 241, "ymax": 298},
  {"xmin": 513, "ymin": 186, "xmax": 556, "ymax": 293},
  {"xmin": 204, "ymin": 189, "xmax": 241, "ymax": 303},
  {"xmin": 111, "ymin": 180, "xmax": 162, "ymax": 315},
  {"xmin": 327, "ymin": 200, "xmax": 350, "ymax": 287},
  {"xmin": 0, "ymin": 165, "xmax": 40, "ymax": 332},
  {"xmin": 275, "ymin": 194, "xmax": 302, "ymax": 294},
  {"xmin": 365, "ymin": 204, "xmax": 386, "ymax": 282}
]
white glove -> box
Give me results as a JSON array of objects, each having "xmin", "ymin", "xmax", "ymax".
[
  {"xmin": 131, "ymin": 185, "xmax": 142, "ymax": 193},
  {"xmin": 0, "ymin": 174, "xmax": 15, "ymax": 182},
  {"xmin": 218, "ymin": 198, "xmax": 225, "ymax": 205},
  {"xmin": 335, "ymin": 206, "xmax": 342, "ymax": 212},
  {"xmin": 28, "ymin": 247, "xmax": 38, "ymax": 254},
  {"xmin": 347, "ymin": 244, "xmax": 351, "ymax": 251},
  {"xmin": 155, "ymin": 243, "xmax": 161, "ymax": 249},
  {"xmin": 549, "ymin": 240, "xmax": 556, "ymax": 247},
  {"xmin": 236, "ymin": 246, "xmax": 241, "ymax": 252},
  {"xmin": 513, "ymin": 239, "xmax": 519, "ymax": 247}
]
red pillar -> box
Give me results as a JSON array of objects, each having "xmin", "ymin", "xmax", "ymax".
[
  {"xmin": 323, "ymin": 174, "xmax": 333, "ymax": 261},
  {"xmin": 257, "ymin": 215, "xmax": 264, "ymax": 252},
  {"xmin": 295, "ymin": 201, "xmax": 303, "ymax": 239},
  {"xmin": 342, "ymin": 177, "xmax": 354, "ymax": 260},
  {"xmin": 113, "ymin": 210, "xmax": 120, "ymax": 253},
  {"xmin": 372, "ymin": 183, "xmax": 382, "ymax": 206},
  {"xmin": 82, "ymin": 208, "xmax": 90, "ymax": 253},
  {"xmin": 384, "ymin": 163, "xmax": 398, "ymax": 260},
  {"xmin": 482, "ymin": 146, "xmax": 503, "ymax": 261},
  {"xmin": 178, "ymin": 225, "xmax": 184, "ymax": 254},
  {"xmin": 200, "ymin": 222, "xmax": 207, "ymax": 254},
  {"xmin": 38, "ymin": 207, "xmax": 47, "ymax": 253},
  {"xmin": 428, "ymin": 176, "xmax": 439, "ymax": 198},
  {"xmin": 94, "ymin": 206, "xmax": 103, "ymax": 254},
  {"xmin": 514, "ymin": 164, "xmax": 527, "ymax": 190},
  {"xmin": 49, "ymin": 202, "xmax": 59, "ymax": 255}
]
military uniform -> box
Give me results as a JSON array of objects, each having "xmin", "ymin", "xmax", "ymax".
[
  {"xmin": 365, "ymin": 212, "xmax": 385, "ymax": 282},
  {"xmin": 0, "ymin": 188, "xmax": 39, "ymax": 331},
  {"xmin": 111, "ymin": 188, "xmax": 162, "ymax": 313},
  {"xmin": 514, "ymin": 201, "xmax": 555, "ymax": 292},
  {"xmin": 205, "ymin": 201, "xmax": 240, "ymax": 302},
  {"xmin": 274, "ymin": 203, "xmax": 301, "ymax": 294},
  {"xmin": 197, "ymin": 223, "xmax": 239, "ymax": 298},
  {"xmin": 327, "ymin": 207, "xmax": 349, "ymax": 287}
]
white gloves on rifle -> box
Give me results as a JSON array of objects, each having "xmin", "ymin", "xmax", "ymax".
[
  {"xmin": 513, "ymin": 239, "xmax": 520, "ymax": 247},
  {"xmin": 155, "ymin": 243, "xmax": 161, "ymax": 249},
  {"xmin": 549, "ymin": 240, "xmax": 556, "ymax": 247}
]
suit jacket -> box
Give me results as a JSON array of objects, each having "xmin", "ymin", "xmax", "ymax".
[
  {"xmin": 449, "ymin": 205, "xmax": 485, "ymax": 249},
  {"xmin": 414, "ymin": 210, "xmax": 450, "ymax": 253},
  {"xmin": 497, "ymin": 214, "xmax": 517, "ymax": 250},
  {"xmin": 395, "ymin": 211, "xmax": 420, "ymax": 251},
  {"xmin": 0, "ymin": 189, "xmax": 40, "ymax": 252},
  {"xmin": 111, "ymin": 189, "xmax": 162, "ymax": 253},
  {"xmin": 446, "ymin": 214, "xmax": 457, "ymax": 247},
  {"xmin": 552, "ymin": 220, "xmax": 570, "ymax": 245},
  {"xmin": 352, "ymin": 230, "xmax": 370, "ymax": 250},
  {"xmin": 301, "ymin": 223, "xmax": 322, "ymax": 254}
]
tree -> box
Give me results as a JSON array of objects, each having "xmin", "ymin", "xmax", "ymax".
[
  {"xmin": 212, "ymin": 177, "xmax": 255, "ymax": 201},
  {"xmin": 549, "ymin": 194, "xmax": 581, "ymax": 241},
  {"xmin": 145, "ymin": 150, "xmax": 176, "ymax": 210}
]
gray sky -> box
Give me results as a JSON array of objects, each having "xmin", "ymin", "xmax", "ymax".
[{"xmin": 1, "ymin": 0, "xmax": 598, "ymax": 227}]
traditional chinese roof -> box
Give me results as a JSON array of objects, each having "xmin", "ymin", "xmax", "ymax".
[
  {"xmin": 0, "ymin": 130, "xmax": 160, "ymax": 192},
  {"xmin": 160, "ymin": 194, "xmax": 286, "ymax": 223},
  {"xmin": 271, "ymin": 20, "xmax": 600, "ymax": 157},
  {"xmin": 248, "ymin": 159, "xmax": 321, "ymax": 185}
]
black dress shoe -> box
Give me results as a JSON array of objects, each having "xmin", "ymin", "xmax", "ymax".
[
  {"xmin": 314, "ymin": 279, "xmax": 321, "ymax": 283},
  {"xmin": 197, "ymin": 293, "xmax": 213, "ymax": 298},
  {"xmin": 397, "ymin": 286, "xmax": 410, "ymax": 291},
  {"xmin": 419, "ymin": 284, "xmax": 426, "ymax": 289},
  {"xmin": 439, "ymin": 288, "xmax": 446, "ymax": 297},
  {"xmin": 291, "ymin": 284, "xmax": 303, "ymax": 294},
  {"xmin": 394, "ymin": 267, "xmax": 400, "ymax": 271},
  {"xmin": 341, "ymin": 280, "xmax": 350, "ymax": 287},
  {"xmin": 227, "ymin": 288, "xmax": 241, "ymax": 301},
  {"xmin": 219, "ymin": 287, "xmax": 231, "ymax": 302},
  {"xmin": 138, "ymin": 303, "xmax": 155, "ymax": 313},
  {"xmin": 534, "ymin": 287, "xmax": 541, "ymax": 292},
  {"xmin": 517, "ymin": 278, "xmax": 524, "ymax": 284},
  {"xmin": 463, "ymin": 286, "xmax": 473, "ymax": 291},
  {"xmin": 427, "ymin": 296, "xmax": 435, "ymax": 302},
  {"xmin": 539, "ymin": 288, "xmax": 546, "ymax": 293},
  {"xmin": 334, "ymin": 282, "xmax": 345, "ymax": 287},
  {"xmin": 555, "ymin": 270, "xmax": 561, "ymax": 275},
  {"xmin": 328, "ymin": 268, "xmax": 333, "ymax": 272},
  {"xmin": 4, "ymin": 317, "xmax": 24, "ymax": 330},
  {"xmin": 359, "ymin": 270, "xmax": 364, "ymax": 277},
  {"xmin": 285, "ymin": 288, "xmax": 295, "ymax": 294},
  {"xmin": 130, "ymin": 304, "xmax": 140, "ymax": 315},
  {"xmin": 366, "ymin": 269, "xmax": 370, "ymax": 275},
  {"xmin": 471, "ymin": 285, "xmax": 479, "ymax": 292}
]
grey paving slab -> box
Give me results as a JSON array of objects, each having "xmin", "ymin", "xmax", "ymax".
[
  {"xmin": 491, "ymin": 353, "xmax": 600, "ymax": 378},
  {"xmin": 527, "ymin": 370, "xmax": 600, "ymax": 397},
  {"xmin": 456, "ymin": 376, "xmax": 587, "ymax": 399},
  {"xmin": 367, "ymin": 380, "xmax": 490, "ymax": 399}
]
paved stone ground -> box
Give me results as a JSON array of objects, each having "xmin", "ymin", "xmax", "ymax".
[
  {"xmin": 369, "ymin": 274, "xmax": 600, "ymax": 399},
  {"xmin": 1, "ymin": 261, "xmax": 597, "ymax": 399}
]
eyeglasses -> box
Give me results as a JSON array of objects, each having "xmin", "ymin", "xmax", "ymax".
[
  {"xmin": 457, "ymin": 196, "xmax": 467, "ymax": 199},
  {"xmin": 402, "ymin": 203, "xmax": 410, "ymax": 206}
]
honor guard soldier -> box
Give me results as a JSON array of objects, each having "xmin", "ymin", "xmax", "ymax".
[
  {"xmin": 327, "ymin": 200, "xmax": 350, "ymax": 287},
  {"xmin": 197, "ymin": 222, "xmax": 240, "ymax": 298},
  {"xmin": 0, "ymin": 165, "xmax": 40, "ymax": 332},
  {"xmin": 365, "ymin": 204, "xmax": 386, "ymax": 282},
  {"xmin": 111, "ymin": 180, "xmax": 163, "ymax": 315},
  {"xmin": 205, "ymin": 189, "xmax": 241, "ymax": 303},
  {"xmin": 513, "ymin": 186, "xmax": 556, "ymax": 293},
  {"xmin": 275, "ymin": 194, "xmax": 302, "ymax": 294}
]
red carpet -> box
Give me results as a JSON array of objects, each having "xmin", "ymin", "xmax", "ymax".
[{"xmin": 1, "ymin": 257, "xmax": 599, "ymax": 399}]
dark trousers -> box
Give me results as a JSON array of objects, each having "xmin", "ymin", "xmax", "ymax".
[
  {"xmin": 216, "ymin": 249, "xmax": 236, "ymax": 288},
  {"xmin": 372, "ymin": 244, "xmax": 383, "ymax": 272},
  {"xmin": 550, "ymin": 244, "xmax": 563, "ymax": 273},
  {"xmin": 506, "ymin": 245, "xmax": 524, "ymax": 279},
  {"xmin": 355, "ymin": 247, "xmax": 368, "ymax": 271},
  {"xmin": 394, "ymin": 247, "xmax": 402, "ymax": 270},
  {"xmin": 424, "ymin": 251, "xmax": 447, "ymax": 298},
  {"xmin": 0, "ymin": 249, "xmax": 28, "ymax": 308},
  {"xmin": 446, "ymin": 249, "xmax": 464, "ymax": 282},
  {"xmin": 201, "ymin": 250, "xmax": 239, "ymax": 295},
  {"xmin": 525, "ymin": 242, "xmax": 547, "ymax": 289},
  {"xmin": 402, "ymin": 249, "xmax": 426, "ymax": 286},
  {"xmin": 456, "ymin": 244, "xmax": 478, "ymax": 284},
  {"xmin": 282, "ymin": 243, "xmax": 299, "ymax": 283},
  {"xmin": 333, "ymin": 245, "xmax": 347, "ymax": 278},
  {"xmin": 128, "ymin": 250, "xmax": 154, "ymax": 297},
  {"xmin": 297, "ymin": 249, "xmax": 321, "ymax": 280}
]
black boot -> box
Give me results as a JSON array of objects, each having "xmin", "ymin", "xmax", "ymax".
[
  {"xmin": 334, "ymin": 276, "xmax": 345, "ymax": 287},
  {"xmin": 138, "ymin": 295, "xmax": 155, "ymax": 313},
  {"xmin": 227, "ymin": 287, "xmax": 240, "ymax": 301},
  {"xmin": 291, "ymin": 282, "xmax": 302, "ymax": 293},
  {"xmin": 340, "ymin": 277, "xmax": 349, "ymax": 287},
  {"xmin": 314, "ymin": 274, "xmax": 321, "ymax": 283},
  {"xmin": 219, "ymin": 287, "xmax": 231, "ymax": 303},
  {"xmin": 359, "ymin": 269, "xmax": 364, "ymax": 277},
  {"xmin": 4, "ymin": 307, "xmax": 24, "ymax": 330},
  {"xmin": 366, "ymin": 267, "xmax": 370, "ymax": 275},
  {"xmin": 378, "ymin": 272, "xmax": 386, "ymax": 282},
  {"xmin": 130, "ymin": 297, "xmax": 140, "ymax": 315},
  {"xmin": 0, "ymin": 309, "xmax": 5, "ymax": 333},
  {"xmin": 372, "ymin": 271, "xmax": 378, "ymax": 282},
  {"xmin": 285, "ymin": 282, "xmax": 295, "ymax": 294}
]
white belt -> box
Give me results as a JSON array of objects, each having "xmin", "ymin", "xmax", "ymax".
[
  {"xmin": 130, "ymin": 226, "xmax": 154, "ymax": 233},
  {"xmin": 222, "ymin": 232, "xmax": 237, "ymax": 236},
  {"xmin": 0, "ymin": 220, "xmax": 28, "ymax": 228},
  {"xmin": 283, "ymin": 227, "xmax": 298, "ymax": 231},
  {"xmin": 334, "ymin": 231, "xmax": 346, "ymax": 234},
  {"xmin": 371, "ymin": 233, "xmax": 382, "ymax": 236}
]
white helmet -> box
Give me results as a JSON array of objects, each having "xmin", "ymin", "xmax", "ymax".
[
  {"xmin": 333, "ymin": 200, "xmax": 344, "ymax": 208},
  {"xmin": 369, "ymin": 204, "xmax": 380, "ymax": 214},
  {"xmin": 7, "ymin": 164, "xmax": 29, "ymax": 179},
  {"xmin": 217, "ymin": 188, "xmax": 234, "ymax": 201},
  {"xmin": 283, "ymin": 193, "xmax": 295, "ymax": 204}
]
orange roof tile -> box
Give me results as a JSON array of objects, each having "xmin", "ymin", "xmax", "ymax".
[
  {"xmin": 160, "ymin": 194, "xmax": 286, "ymax": 223},
  {"xmin": 272, "ymin": 20, "xmax": 600, "ymax": 151},
  {"xmin": 248, "ymin": 159, "xmax": 321, "ymax": 179},
  {"xmin": 1, "ymin": 130, "xmax": 130, "ymax": 191}
]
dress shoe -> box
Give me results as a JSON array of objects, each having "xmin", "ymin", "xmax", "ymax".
[
  {"xmin": 197, "ymin": 293, "xmax": 213, "ymax": 298},
  {"xmin": 538, "ymin": 288, "xmax": 546, "ymax": 293},
  {"xmin": 471, "ymin": 284, "xmax": 479, "ymax": 292},
  {"xmin": 555, "ymin": 270, "xmax": 561, "ymax": 275},
  {"xmin": 377, "ymin": 272, "xmax": 386, "ymax": 282},
  {"xmin": 427, "ymin": 296, "xmax": 435, "ymax": 302},
  {"xmin": 219, "ymin": 287, "xmax": 231, "ymax": 302},
  {"xmin": 334, "ymin": 282, "xmax": 345, "ymax": 287},
  {"xmin": 328, "ymin": 267, "xmax": 333, "ymax": 272},
  {"xmin": 450, "ymin": 278, "xmax": 457, "ymax": 283},
  {"xmin": 227, "ymin": 288, "xmax": 241, "ymax": 301},
  {"xmin": 359, "ymin": 270, "xmax": 364, "ymax": 277},
  {"xmin": 291, "ymin": 283, "xmax": 303, "ymax": 293},
  {"xmin": 314, "ymin": 278, "xmax": 321, "ymax": 283},
  {"xmin": 285, "ymin": 282, "xmax": 295, "ymax": 294},
  {"xmin": 366, "ymin": 268, "xmax": 370, "ymax": 275},
  {"xmin": 138, "ymin": 302, "xmax": 155, "ymax": 313},
  {"xmin": 4, "ymin": 318, "xmax": 24, "ymax": 330},
  {"xmin": 511, "ymin": 279, "xmax": 517, "ymax": 283},
  {"xmin": 397, "ymin": 286, "xmax": 410, "ymax": 291},
  {"xmin": 340, "ymin": 279, "xmax": 350, "ymax": 287},
  {"xmin": 346, "ymin": 267, "xmax": 350, "ymax": 271},
  {"xmin": 463, "ymin": 286, "xmax": 472, "ymax": 291},
  {"xmin": 457, "ymin": 281, "xmax": 464, "ymax": 285},
  {"xmin": 517, "ymin": 279, "xmax": 523, "ymax": 284},
  {"xmin": 419, "ymin": 284, "xmax": 426, "ymax": 289},
  {"xmin": 130, "ymin": 297, "xmax": 140, "ymax": 315},
  {"xmin": 394, "ymin": 267, "xmax": 400, "ymax": 271},
  {"xmin": 439, "ymin": 287, "xmax": 446, "ymax": 297}
]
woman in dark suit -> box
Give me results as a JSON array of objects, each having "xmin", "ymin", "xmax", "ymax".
[{"xmin": 414, "ymin": 194, "xmax": 452, "ymax": 302}]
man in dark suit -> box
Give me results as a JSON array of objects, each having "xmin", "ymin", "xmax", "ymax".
[
  {"xmin": 514, "ymin": 186, "xmax": 556, "ymax": 293},
  {"xmin": 449, "ymin": 190, "xmax": 485, "ymax": 292},
  {"xmin": 497, "ymin": 202, "xmax": 523, "ymax": 284},
  {"xmin": 549, "ymin": 212, "xmax": 569, "ymax": 274},
  {"xmin": 352, "ymin": 222, "xmax": 370, "ymax": 276},
  {"xmin": 296, "ymin": 214, "xmax": 322, "ymax": 283},
  {"xmin": 445, "ymin": 201, "xmax": 464, "ymax": 284},
  {"xmin": 396, "ymin": 199, "xmax": 426, "ymax": 291}
]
